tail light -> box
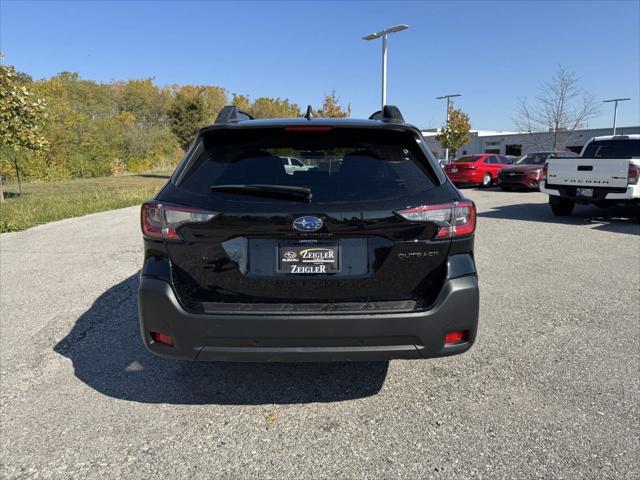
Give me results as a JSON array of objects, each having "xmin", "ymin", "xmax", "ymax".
[
  {"xmin": 542, "ymin": 162, "xmax": 549, "ymax": 182},
  {"xmin": 151, "ymin": 331, "xmax": 174, "ymax": 346},
  {"xmin": 141, "ymin": 202, "xmax": 218, "ymax": 240},
  {"xmin": 444, "ymin": 330, "xmax": 468, "ymax": 346},
  {"xmin": 628, "ymin": 164, "xmax": 639, "ymax": 185},
  {"xmin": 396, "ymin": 200, "xmax": 476, "ymax": 239}
]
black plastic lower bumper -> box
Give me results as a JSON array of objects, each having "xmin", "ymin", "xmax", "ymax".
[{"xmin": 138, "ymin": 270, "xmax": 480, "ymax": 362}]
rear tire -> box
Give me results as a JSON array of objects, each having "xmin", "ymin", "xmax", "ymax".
[
  {"xmin": 481, "ymin": 173, "xmax": 492, "ymax": 188},
  {"xmin": 549, "ymin": 196, "xmax": 575, "ymax": 216}
]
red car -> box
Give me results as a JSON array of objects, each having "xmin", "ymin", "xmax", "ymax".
[
  {"xmin": 497, "ymin": 151, "xmax": 579, "ymax": 190},
  {"xmin": 444, "ymin": 154, "xmax": 513, "ymax": 187}
]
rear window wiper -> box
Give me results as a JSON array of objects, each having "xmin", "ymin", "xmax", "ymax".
[{"xmin": 210, "ymin": 184, "xmax": 312, "ymax": 201}]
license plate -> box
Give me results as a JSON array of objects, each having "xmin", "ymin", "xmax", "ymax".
[
  {"xmin": 451, "ymin": 168, "xmax": 458, "ymax": 173},
  {"xmin": 576, "ymin": 188, "xmax": 593, "ymax": 197},
  {"xmin": 278, "ymin": 243, "xmax": 339, "ymax": 274}
]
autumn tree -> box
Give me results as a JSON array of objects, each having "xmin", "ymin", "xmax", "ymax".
[
  {"xmin": 0, "ymin": 59, "xmax": 48, "ymax": 199},
  {"xmin": 514, "ymin": 67, "xmax": 600, "ymax": 149},
  {"xmin": 435, "ymin": 103, "xmax": 471, "ymax": 158},
  {"xmin": 230, "ymin": 94, "xmax": 300, "ymax": 119},
  {"xmin": 231, "ymin": 93, "xmax": 251, "ymax": 112},
  {"xmin": 316, "ymin": 91, "xmax": 351, "ymax": 118}
]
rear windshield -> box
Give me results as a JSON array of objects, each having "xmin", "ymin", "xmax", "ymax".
[
  {"xmin": 454, "ymin": 156, "xmax": 480, "ymax": 163},
  {"xmin": 177, "ymin": 128, "xmax": 437, "ymax": 203},
  {"xmin": 582, "ymin": 139, "xmax": 640, "ymax": 158},
  {"xmin": 516, "ymin": 152, "xmax": 551, "ymax": 165}
]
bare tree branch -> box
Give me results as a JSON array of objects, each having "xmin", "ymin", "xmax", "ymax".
[{"xmin": 513, "ymin": 67, "xmax": 601, "ymax": 150}]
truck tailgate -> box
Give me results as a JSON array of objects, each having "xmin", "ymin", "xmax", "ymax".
[{"xmin": 547, "ymin": 157, "xmax": 630, "ymax": 188}]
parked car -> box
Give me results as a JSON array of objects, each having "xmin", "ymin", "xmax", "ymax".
[
  {"xmin": 443, "ymin": 154, "xmax": 513, "ymax": 187},
  {"xmin": 498, "ymin": 151, "xmax": 578, "ymax": 190},
  {"xmin": 280, "ymin": 156, "xmax": 315, "ymax": 175},
  {"xmin": 540, "ymin": 135, "xmax": 640, "ymax": 216},
  {"xmin": 138, "ymin": 105, "xmax": 479, "ymax": 362}
]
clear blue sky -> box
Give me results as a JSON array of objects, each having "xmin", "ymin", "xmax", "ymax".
[{"xmin": 2, "ymin": 0, "xmax": 639, "ymax": 130}]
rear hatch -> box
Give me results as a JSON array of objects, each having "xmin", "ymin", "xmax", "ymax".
[
  {"xmin": 547, "ymin": 139, "xmax": 640, "ymax": 188},
  {"xmin": 157, "ymin": 126, "xmax": 463, "ymax": 311}
]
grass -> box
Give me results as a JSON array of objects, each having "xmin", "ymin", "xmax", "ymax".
[{"xmin": 0, "ymin": 172, "xmax": 171, "ymax": 233}]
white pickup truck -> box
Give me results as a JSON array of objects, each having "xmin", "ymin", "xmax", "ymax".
[{"xmin": 540, "ymin": 135, "xmax": 640, "ymax": 216}]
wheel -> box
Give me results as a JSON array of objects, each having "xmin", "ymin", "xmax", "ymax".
[
  {"xmin": 549, "ymin": 196, "xmax": 575, "ymax": 216},
  {"xmin": 481, "ymin": 173, "xmax": 492, "ymax": 188},
  {"xmin": 500, "ymin": 185, "xmax": 511, "ymax": 191}
]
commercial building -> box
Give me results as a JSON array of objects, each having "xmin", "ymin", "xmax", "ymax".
[{"xmin": 422, "ymin": 125, "xmax": 640, "ymax": 159}]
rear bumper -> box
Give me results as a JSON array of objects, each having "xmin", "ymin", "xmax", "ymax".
[
  {"xmin": 541, "ymin": 181, "xmax": 639, "ymax": 201},
  {"xmin": 448, "ymin": 172, "xmax": 482, "ymax": 185},
  {"xmin": 497, "ymin": 175, "xmax": 541, "ymax": 189},
  {"xmin": 138, "ymin": 272, "xmax": 479, "ymax": 362}
]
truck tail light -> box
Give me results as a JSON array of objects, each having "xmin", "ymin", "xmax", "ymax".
[
  {"xmin": 542, "ymin": 162, "xmax": 548, "ymax": 182},
  {"xmin": 396, "ymin": 200, "xmax": 476, "ymax": 239},
  {"xmin": 628, "ymin": 164, "xmax": 639, "ymax": 185},
  {"xmin": 141, "ymin": 202, "xmax": 218, "ymax": 240}
]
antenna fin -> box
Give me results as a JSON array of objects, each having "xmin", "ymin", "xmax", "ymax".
[{"xmin": 304, "ymin": 105, "xmax": 314, "ymax": 120}]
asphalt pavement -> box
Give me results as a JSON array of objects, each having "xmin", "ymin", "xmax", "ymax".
[{"xmin": 1, "ymin": 189, "xmax": 638, "ymax": 479}]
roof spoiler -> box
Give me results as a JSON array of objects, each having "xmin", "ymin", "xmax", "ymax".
[
  {"xmin": 215, "ymin": 105, "xmax": 254, "ymax": 124},
  {"xmin": 369, "ymin": 105, "xmax": 405, "ymax": 124}
]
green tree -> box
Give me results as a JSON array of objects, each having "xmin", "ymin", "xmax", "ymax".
[
  {"xmin": 316, "ymin": 91, "xmax": 351, "ymax": 118},
  {"xmin": 169, "ymin": 89, "xmax": 208, "ymax": 150},
  {"xmin": 231, "ymin": 93, "xmax": 251, "ymax": 112},
  {"xmin": 0, "ymin": 60, "xmax": 48, "ymax": 199},
  {"xmin": 435, "ymin": 103, "xmax": 471, "ymax": 158},
  {"xmin": 230, "ymin": 94, "xmax": 300, "ymax": 119},
  {"xmin": 249, "ymin": 97, "xmax": 300, "ymax": 118}
]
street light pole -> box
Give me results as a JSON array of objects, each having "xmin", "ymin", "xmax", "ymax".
[
  {"xmin": 381, "ymin": 34, "xmax": 387, "ymax": 108},
  {"xmin": 603, "ymin": 98, "xmax": 630, "ymax": 135},
  {"xmin": 436, "ymin": 93, "xmax": 462, "ymax": 163},
  {"xmin": 363, "ymin": 24, "xmax": 409, "ymax": 110}
]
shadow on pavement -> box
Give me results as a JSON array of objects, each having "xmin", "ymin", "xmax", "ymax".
[
  {"xmin": 54, "ymin": 274, "xmax": 388, "ymax": 405},
  {"xmin": 477, "ymin": 201, "xmax": 640, "ymax": 236}
]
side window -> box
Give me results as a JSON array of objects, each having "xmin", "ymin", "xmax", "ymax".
[
  {"xmin": 291, "ymin": 159, "xmax": 304, "ymax": 167},
  {"xmin": 483, "ymin": 157, "xmax": 493, "ymax": 164},
  {"xmin": 498, "ymin": 156, "xmax": 510, "ymax": 164}
]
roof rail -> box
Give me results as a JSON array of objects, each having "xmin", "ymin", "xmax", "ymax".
[
  {"xmin": 369, "ymin": 105, "xmax": 405, "ymax": 124},
  {"xmin": 215, "ymin": 105, "xmax": 254, "ymax": 124}
]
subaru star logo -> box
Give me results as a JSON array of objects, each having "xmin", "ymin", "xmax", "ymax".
[{"xmin": 293, "ymin": 216, "xmax": 323, "ymax": 232}]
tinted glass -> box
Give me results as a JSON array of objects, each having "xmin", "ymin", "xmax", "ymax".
[
  {"xmin": 582, "ymin": 140, "xmax": 640, "ymax": 158},
  {"xmin": 455, "ymin": 156, "xmax": 480, "ymax": 163},
  {"xmin": 179, "ymin": 128, "xmax": 437, "ymax": 203},
  {"xmin": 516, "ymin": 152, "xmax": 551, "ymax": 165}
]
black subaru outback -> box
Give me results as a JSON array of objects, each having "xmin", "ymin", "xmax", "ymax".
[{"xmin": 139, "ymin": 105, "xmax": 479, "ymax": 362}]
